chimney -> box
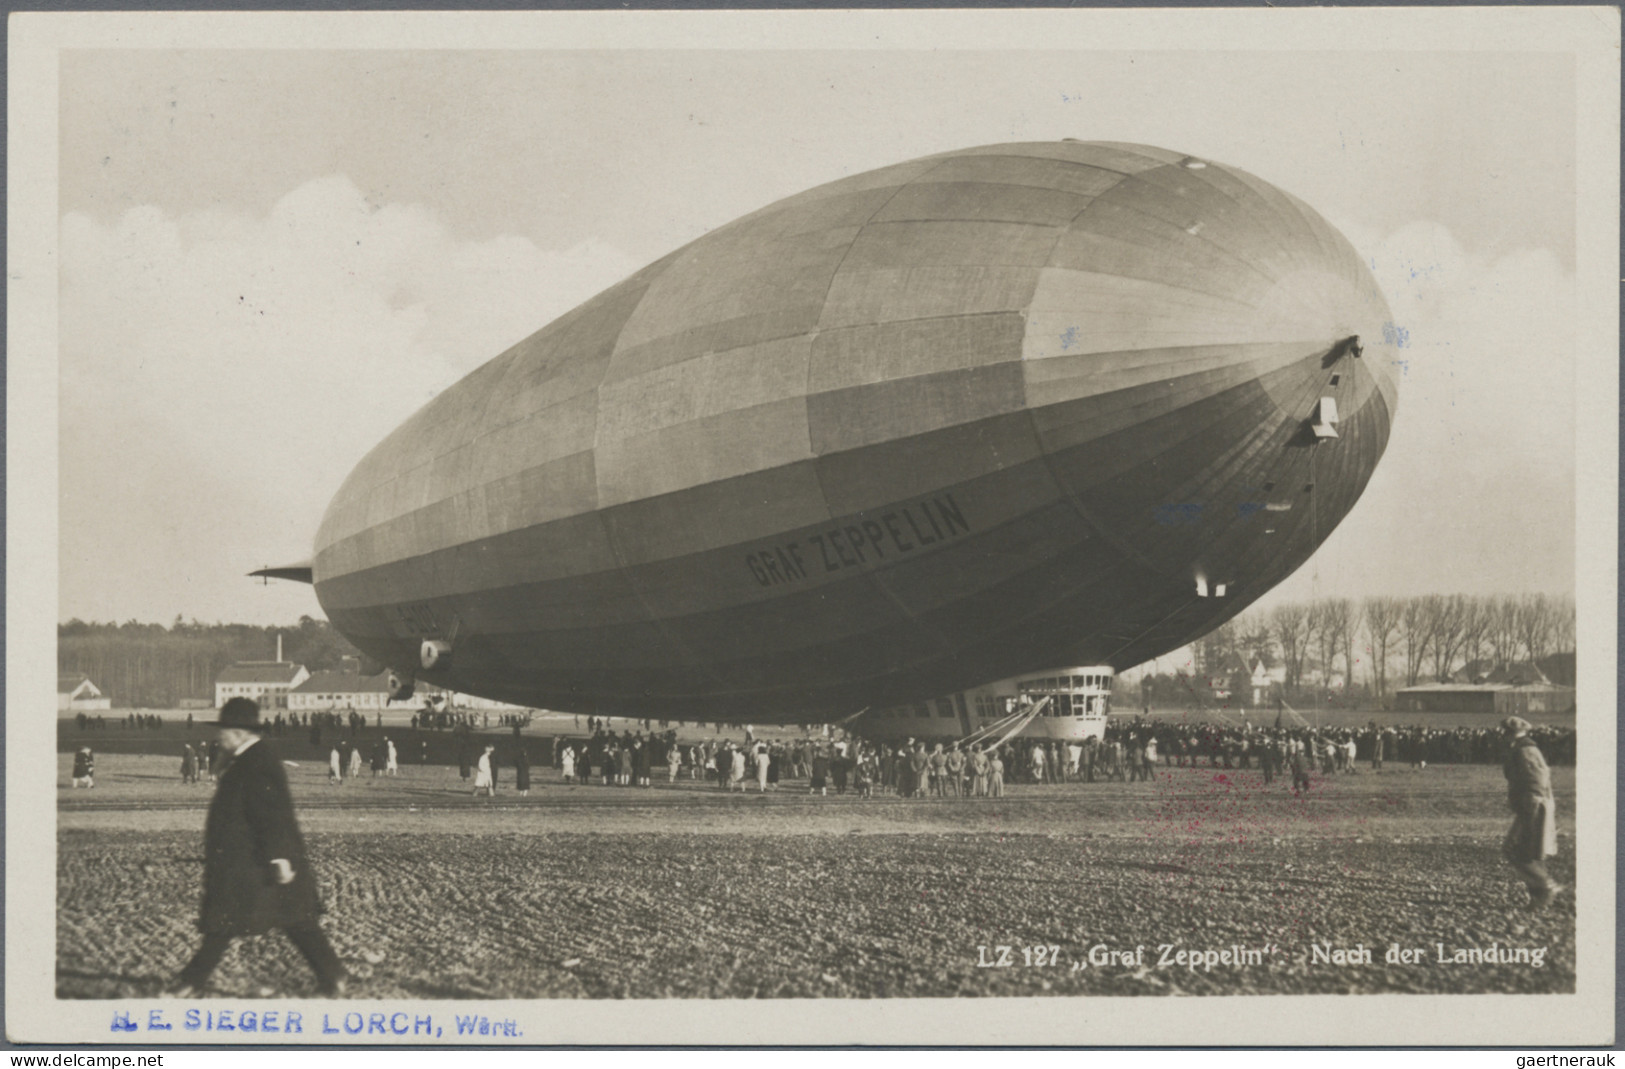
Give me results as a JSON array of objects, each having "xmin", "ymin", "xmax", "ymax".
[{"xmin": 277, "ymin": 633, "xmax": 283, "ymax": 663}]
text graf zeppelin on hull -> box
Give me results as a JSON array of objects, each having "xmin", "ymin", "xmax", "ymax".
[{"xmin": 299, "ymin": 141, "xmax": 1400, "ymax": 721}]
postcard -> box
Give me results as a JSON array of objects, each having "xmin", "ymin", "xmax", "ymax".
[{"xmin": 9, "ymin": 6, "xmax": 1617, "ymax": 1046}]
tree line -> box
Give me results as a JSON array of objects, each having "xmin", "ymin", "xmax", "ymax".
[
  {"xmin": 1141, "ymin": 592, "xmax": 1575, "ymax": 710},
  {"xmin": 58, "ymin": 616, "xmax": 363, "ymax": 709}
]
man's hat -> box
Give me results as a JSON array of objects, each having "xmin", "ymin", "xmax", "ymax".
[
  {"xmin": 1500, "ymin": 716, "xmax": 1533, "ymax": 734},
  {"xmin": 214, "ymin": 697, "xmax": 264, "ymax": 731}
]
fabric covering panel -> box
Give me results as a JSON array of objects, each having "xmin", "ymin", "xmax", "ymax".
[
  {"xmin": 819, "ymin": 265, "xmax": 1043, "ymax": 330},
  {"xmin": 596, "ymin": 334, "xmax": 813, "ymax": 444},
  {"xmin": 806, "ymin": 362, "xmax": 1026, "ymax": 456},
  {"xmin": 610, "ymin": 224, "xmax": 856, "ymax": 355},
  {"xmin": 596, "ymin": 396, "xmax": 813, "ymax": 507},
  {"xmin": 841, "ymin": 219, "xmax": 1060, "ymax": 270},
  {"xmin": 913, "ymin": 154, "xmax": 1131, "ymax": 199},
  {"xmin": 1023, "ymin": 343, "xmax": 1314, "ymax": 453},
  {"xmin": 807, "ymin": 312, "xmax": 1025, "ymax": 394},
  {"xmin": 872, "ymin": 181, "xmax": 1094, "ymax": 227},
  {"xmin": 953, "ymin": 141, "xmax": 1182, "ymax": 173}
]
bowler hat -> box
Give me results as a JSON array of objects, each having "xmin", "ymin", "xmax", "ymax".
[{"xmin": 214, "ymin": 697, "xmax": 264, "ymax": 731}]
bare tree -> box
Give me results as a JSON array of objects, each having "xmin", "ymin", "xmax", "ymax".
[
  {"xmin": 1362, "ymin": 596, "xmax": 1400, "ymax": 701},
  {"xmin": 1515, "ymin": 593, "xmax": 1558, "ymax": 663},
  {"xmin": 1397, "ymin": 595, "xmax": 1433, "ymax": 687},
  {"xmin": 1551, "ymin": 594, "xmax": 1576, "ymax": 654},
  {"xmin": 1486, "ymin": 594, "xmax": 1520, "ymax": 668},
  {"xmin": 1458, "ymin": 595, "xmax": 1493, "ymax": 673},
  {"xmin": 1425, "ymin": 594, "xmax": 1471, "ymax": 682},
  {"xmin": 1270, "ymin": 603, "xmax": 1311, "ymax": 690},
  {"xmin": 1316, "ymin": 598, "xmax": 1352, "ymax": 691}
]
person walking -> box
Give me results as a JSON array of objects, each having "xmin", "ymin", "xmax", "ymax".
[
  {"xmin": 1500, "ymin": 717, "xmax": 1562, "ymax": 909},
  {"xmin": 754, "ymin": 742, "xmax": 770, "ymax": 793},
  {"xmin": 1289, "ymin": 738, "xmax": 1313, "ymax": 794},
  {"xmin": 473, "ymin": 744, "xmax": 496, "ymax": 798},
  {"xmin": 71, "ymin": 746, "xmax": 95, "ymax": 789},
  {"xmin": 809, "ymin": 747, "xmax": 829, "ymax": 796},
  {"xmin": 181, "ymin": 744, "xmax": 199, "ymax": 785},
  {"xmin": 514, "ymin": 743, "xmax": 531, "ymax": 796},
  {"xmin": 328, "ymin": 746, "xmax": 343, "ymax": 785},
  {"xmin": 166, "ymin": 699, "xmax": 346, "ymax": 997}
]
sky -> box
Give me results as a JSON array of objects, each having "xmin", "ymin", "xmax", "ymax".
[{"xmin": 55, "ymin": 43, "xmax": 1583, "ymax": 628}]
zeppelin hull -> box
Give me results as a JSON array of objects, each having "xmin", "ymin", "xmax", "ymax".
[{"xmin": 312, "ymin": 141, "xmax": 1398, "ymax": 720}]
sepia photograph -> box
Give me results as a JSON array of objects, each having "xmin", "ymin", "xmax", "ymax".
[{"xmin": 8, "ymin": 7, "xmax": 1618, "ymax": 1047}]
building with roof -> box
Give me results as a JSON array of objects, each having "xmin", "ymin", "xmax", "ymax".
[
  {"xmin": 58, "ymin": 674, "xmax": 111, "ymax": 711},
  {"xmin": 286, "ymin": 664, "xmax": 532, "ymax": 714},
  {"xmin": 1246, "ymin": 654, "xmax": 1286, "ymax": 707},
  {"xmin": 287, "ymin": 665, "xmax": 430, "ymax": 713},
  {"xmin": 214, "ymin": 662, "xmax": 310, "ymax": 711},
  {"xmin": 1393, "ymin": 680, "xmax": 1576, "ymax": 717}
]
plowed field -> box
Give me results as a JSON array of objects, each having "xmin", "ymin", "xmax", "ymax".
[{"xmin": 57, "ymin": 754, "xmax": 1576, "ymax": 999}]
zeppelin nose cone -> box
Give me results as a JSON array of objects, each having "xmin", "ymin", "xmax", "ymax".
[{"xmin": 312, "ymin": 141, "xmax": 1398, "ymax": 719}]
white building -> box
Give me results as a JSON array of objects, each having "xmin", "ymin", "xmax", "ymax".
[
  {"xmin": 214, "ymin": 661, "xmax": 310, "ymax": 710},
  {"xmin": 58, "ymin": 674, "xmax": 111, "ymax": 711},
  {"xmin": 287, "ymin": 667, "xmax": 429, "ymax": 713},
  {"xmin": 1247, "ymin": 655, "xmax": 1287, "ymax": 707},
  {"xmin": 286, "ymin": 666, "xmax": 531, "ymax": 715}
]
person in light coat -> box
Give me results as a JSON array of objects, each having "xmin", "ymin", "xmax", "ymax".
[
  {"xmin": 473, "ymin": 745, "xmax": 496, "ymax": 797},
  {"xmin": 754, "ymin": 742, "xmax": 771, "ymax": 792},
  {"xmin": 1501, "ymin": 717, "xmax": 1561, "ymax": 909}
]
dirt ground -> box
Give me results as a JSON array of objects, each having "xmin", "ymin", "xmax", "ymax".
[{"xmin": 57, "ymin": 753, "xmax": 1576, "ymax": 999}]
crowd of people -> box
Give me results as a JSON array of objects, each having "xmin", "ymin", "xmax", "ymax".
[
  {"xmin": 65, "ymin": 706, "xmax": 1578, "ymax": 801},
  {"xmin": 526, "ymin": 718, "xmax": 1580, "ymax": 799},
  {"xmin": 551, "ymin": 731, "xmax": 1012, "ymax": 798}
]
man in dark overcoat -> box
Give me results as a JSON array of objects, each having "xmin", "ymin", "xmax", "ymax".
[
  {"xmin": 168, "ymin": 698, "xmax": 346, "ymax": 996},
  {"xmin": 1500, "ymin": 716, "xmax": 1562, "ymax": 910}
]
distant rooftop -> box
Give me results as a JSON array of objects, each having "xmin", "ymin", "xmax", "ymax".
[
  {"xmin": 292, "ymin": 668, "xmax": 394, "ymax": 695},
  {"xmin": 216, "ymin": 661, "xmax": 305, "ymax": 685},
  {"xmin": 58, "ymin": 673, "xmax": 92, "ymax": 694}
]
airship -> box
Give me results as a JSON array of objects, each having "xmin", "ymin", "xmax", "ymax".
[{"xmin": 261, "ymin": 140, "xmax": 1399, "ymax": 728}]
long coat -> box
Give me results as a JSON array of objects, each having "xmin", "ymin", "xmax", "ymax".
[
  {"xmin": 514, "ymin": 748, "xmax": 531, "ymax": 791},
  {"xmin": 199, "ymin": 740, "xmax": 322, "ymax": 935},
  {"xmin": 1504, "ymin": 734, "xmax": 1558, "ymax": 861}
]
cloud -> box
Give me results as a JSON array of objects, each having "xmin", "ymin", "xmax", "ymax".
[{"xmin": 59, "ymin": 176, "xmax": 641, "ymax": 624}]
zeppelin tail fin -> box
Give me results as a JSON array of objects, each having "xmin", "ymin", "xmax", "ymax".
[{"xmin": 250, "ymin": 561, "xmax": 314, "ymax": 584}]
